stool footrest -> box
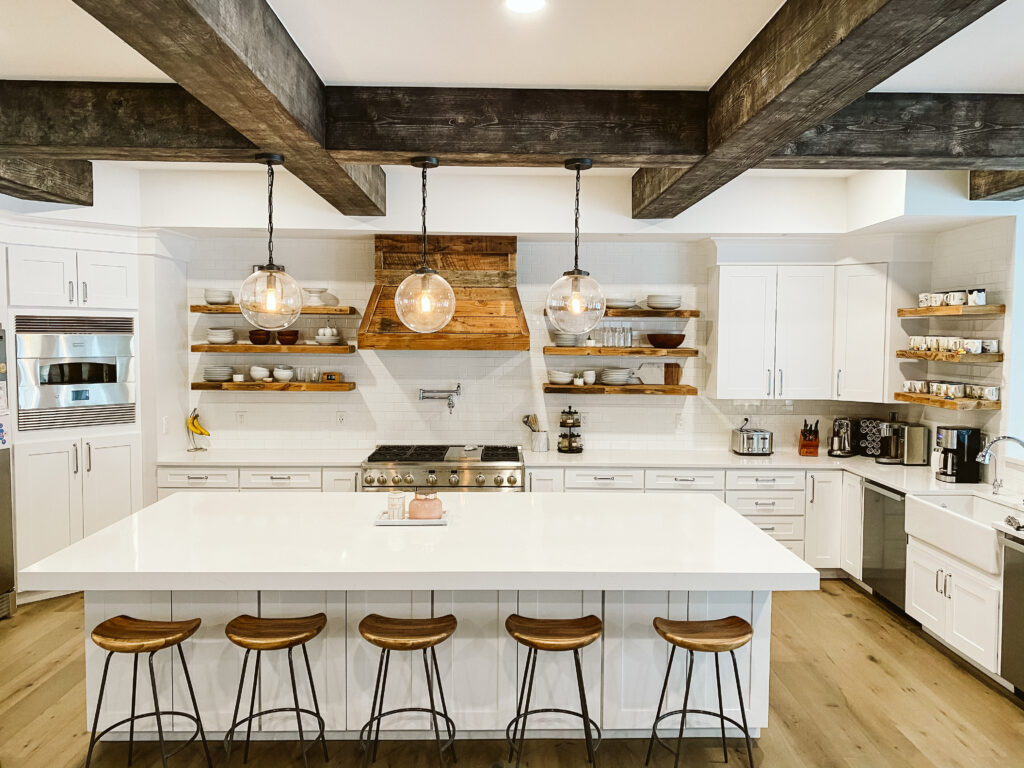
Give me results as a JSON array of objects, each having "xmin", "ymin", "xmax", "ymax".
[
  {"xmin": 224, "ymin": 707, "xmax": 326, "ymax": 751},
  {"xmin": 505, "ymin": 708, "xmax": 602, "ymax": 755},
  {"xmin": 358, "ymin": 706, "xmax": 457, "ymax": 753},
  {"xmin": 93, "ymin": 711, "xmax": 203, "ymax": 760},
  {"xmin": 650, "ymin": 708, "xmax": 753, "ymax": 759}
]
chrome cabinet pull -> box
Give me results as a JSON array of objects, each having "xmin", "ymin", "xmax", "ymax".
[
  {"xmin": 754, "ymin": 477, "xmax": 777, "ymax": 483},
  {"xmin": 673, "ymin": 476, "xmax": 697, "ymax": 483},
  {"xmin": 753, "ymin": 500, "xmax": 776, "ymax": 506},
  {"xmin": 269, "ymin": 475, "xmax": 292, "ymax": 480},
  {"xmin": 810, "ymin": 474, "xmax": 816, "ymax": 504},
  {"xmin": 759, "ymin": 525, "xmax": 777, "ymax": 531},
  {"xmin": 72, "ymin": 443, "xmax": 79, "ymax": 474},
  {"xmin": 86, "ymin": 442, "xmax": 92, "ymax": 472},
  {"xmin": 766, "ymin": 368, "xmax": 772, "ymax": 397},
  {"xmin": 68, "ymin": 280, "xmax": 75, "ymax": 304},
  {"xmin": 593, "ymin": 475, "xmax": 616, "ymax": 481},
  {"xmin": 836, "ymin": 369, "xmax": 842, "ymax": 398},
  {"xmin": 944, "ymin": 573, "xmax": 952, "ymax": 598},
  {"xmin": 778, "ymin": 368, "xmax": 783, "ymax": 397},
  {"xmin": 936, "ymin": 569, "xmax": 944, "ymax": 594},
  {"xmin": 186, "ymin": 474, "xmax": 209, "ymax": 481},
  {"xmin": 528, "ymin": 471, "xmax": 533, "ymax": 492},
  {"xmin": 81, "ymin": 281, "xmax": 88, "ymax": 303}
]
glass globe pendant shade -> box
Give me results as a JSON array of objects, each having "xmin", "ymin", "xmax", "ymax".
[
  {"xmin": 546, "ymin": 271, "xmax": 605, "ymax": 334},
  {"xmin": 239, "ymin": 267, "xmax": 303, "ymax": 330},
  {"xmin": 394, "ymin": 269, "xmax": 456, "ymax": 333}
]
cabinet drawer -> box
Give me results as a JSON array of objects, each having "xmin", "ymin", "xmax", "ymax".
[
  {"xmin": 240, "ymin": 467, "xmax": 322, "ymax": 490},
  {"xmin": 726, "ymin": 490, "xmax": 806, "ymax": 516},
  {"xmin": 645, "ymin": 469, "xmax": 724, "ymax": 491},
  {"xmin": 157, "ymin": 467, "xmax": 239, "ymax": 489},
  {"xmin": 726, "ymin": 470, "xmax": 805, "ymax": 491},
  {"xmin": 322, "ymin": 468, "xmax": 360, "ymax": 493},
  {"xmin": 564, "ymin": 468, "xmax": 643, "ymax": 490},
  {"xmin": 744, "ymin": 514, "xmax": 805, "ymax": 541},
  {"xmin": 780, "ymin": 540, "xmax": 805, "ymax": 559}
]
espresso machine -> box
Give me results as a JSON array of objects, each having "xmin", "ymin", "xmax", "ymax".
[
  {"xmin": 829, "ymin": 417, "xmax": 854, "ymax": 458},
  {"xmin": 935, "ymin": 426, "xmax": 982, "ymax": 483},
  {"xmin": 877, "ymin": 412, "xmax": 930, "ymax": 466}
]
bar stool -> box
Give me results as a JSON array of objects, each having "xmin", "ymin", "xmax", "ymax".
[
  {"xmin": 224, "ymin": 613, "xmax": 329, "ymax": 767},
  {"xmin": 504, "ymin": 614, "xmax": 603, "ymax": 768},
  {"xmin": 85, "ymin": 615, "xmax": 212, "ymax": 768},
  {"xmin": 645, "ymin": 615, "xmax": 755, "ymax": 768},
  {"xmin": 357, "ymin": 613, "xmax": 457, "ymax": 768}
]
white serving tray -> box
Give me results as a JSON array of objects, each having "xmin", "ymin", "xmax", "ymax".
[{"xmin": 374, "ymin": 510, "xmax": 449, "ymax": 526}]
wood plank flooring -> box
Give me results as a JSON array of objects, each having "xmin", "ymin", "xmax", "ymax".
[{"xmin": 1, "ymin": 581, "xmax": 1023, "ymax": 767}]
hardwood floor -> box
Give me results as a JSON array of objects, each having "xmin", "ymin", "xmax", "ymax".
[{"xmin": 2, "ymin": 581, "xmax": 1023, "ymax": 767}]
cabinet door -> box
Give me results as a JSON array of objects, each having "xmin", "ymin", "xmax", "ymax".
[
  {"xmin": 804, "ymin": 471, "xmax": 843, "ymax": 568},
  {"xmin": 14, "ymin": 440, "xmax": 82, "ymax": 568},
  {"xmin": 527, "ymin": 468, "xmax": 564, "ymax": 492},
  {"xmin": 76, "ymin": 251, "xmax": 138, "ymax": 309},
  {"xmin": 775, "ymin": 266, "xmax": 835, "ymax": 399},
  {"xmin": 322, "ymin": 468, "xmax": 360, "ymax": 492},
  {"xmin": 840, "ymin": 472, "xmax": 863, "ymax": 579},
  {"xmin": 714, "ymin": 266, "xmax": 778, "ymax": 399},
  {"xmin": 834, "ymin": 263, "xmax": 888, "ymax": 402},
  {"xmin": 946, "ymin": 566, "xmax": 1000, "ymax": 672},
  {"xmin": 8, "ymin": 245, "xmax": 77, "ymax": 307},
  {"xmin": 82, "ymin": 434, "xmax": 142, "ymax": 537},
  {"xmin": 905, "ymin": 541, "xmax": 947, "ymax": 636}
]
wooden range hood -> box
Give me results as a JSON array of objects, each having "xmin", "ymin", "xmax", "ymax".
[{"xmin": 357, "ymin": 235, "xmax": 530, "ymax": 351}]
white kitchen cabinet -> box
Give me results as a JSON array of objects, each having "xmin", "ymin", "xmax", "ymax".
[
  {"xmin": 322, "ymin": 468, "xmax": 361, "ymax": 492},
  {"xmin": 906, "ymin": 539, "xmax": 1001, "ymax": 672},
  {"xmin": 745, "ymin": 515, "xmax": 805, "ymax": 541},
  {"xmin": 157, "ymin": 467, "xmax": 239, "ymax": 488},
  {"xmin": 833, "ymin": 263, "xmax": 888, "ymax": 402},
  {"xmin": 15, "ymin": 434, "xmax": 141, "ymax": 571},
  {"xmin": 644, "ymin": 469, "xmax": 724, "ymax": 492},
  {"xmin": 7, "ymin": 245, "xmax": 138, "ymax": 309},
  {"xmin": 726, "ymin": 469, "xmax": 805, "ymax": 491},
  {"xmin": 804, "ymin": 471, "xmax": 843, "ymax": 568},
  {"xmin": 240, "ymin": 467, "xmax": 322, "ymax": 490},
  {"xmin": 840, "ymin": 472, "xmax": 863, "ymax": 579},
  {"xmin": 564, "ymin": 468, "xmax": 643, "ymax": 491},
  {"xmin": 709, "ymin": 266, "xmax": 778, "ymax": 399},
  {"xmin": 775, "ymin": 266, "xmax": 836, "ymax": 399},
  {"xmin": 526, "ymin": 468, "xmax": 564, "ymax": 492}
]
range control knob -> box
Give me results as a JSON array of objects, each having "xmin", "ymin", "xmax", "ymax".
[
  {"xmin": 391, "ymin": 475, "xmax": 402, "ymax": 485},
  {"xmin": 476, "ymin": 474, "xmax": 487, "ymax": 486},
  {"xmin": 363, "ymin": 472, "xmax": 376, "ymax": 484},
  {"xmin": 507, "ymin": 475, "xmax": 518, "ymax": 486},
  {"xmin": 376, "ymin": 474, "xmax": 388, "ymax": 485},
  {"xmin": 404, "ymin": 473, "xmax": 415, "ymax": 484},
  {"xmin": 449, "ymin": 473, "xmax": 460, "ymax": 486},
  {"xmin": 494, "ymin": 475, "xmax": 504, "ymax": 486},
  {"xmin": 426, "ymin": 473, "xmax": 438, "ymax": 486}
]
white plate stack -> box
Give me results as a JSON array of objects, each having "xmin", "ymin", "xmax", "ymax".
[
  {"xmin": 547, "ymin": 369, "xmax": 574, "ymax": 385},
  {"xmin": 605, "ymin": 298, "xmax": 636, "ymax": 309},
  {"xmin": 206, "ymin": 327, "xmax": 235, "ymax": 344},
  {"xmin": 551, "ymin": 331, "xmax": 585, "ymax": 347},
  {"xmin": 204, "ymin": 289, "xmax": 234, "ymax": 305},
  {"xmin": 600, "ymin": 367, "xmax": 632, "ymax": 385},
  {"xmin": 203, "ymin": 366, "xmax": 234, "ymax": 382},
  {"xmin": 646, "ymin": 294, "xmax": 682, "ymax": 309}
]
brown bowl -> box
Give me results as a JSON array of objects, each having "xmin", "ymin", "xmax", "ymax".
[
  {"xmin": 647, "ymin": 333, "xmax": 686, "ymax": 349},
  {"xmin": 248, "ymin": 329, "xmax": 271, "ymax": 345},
  {"xmin": 276, "ymin": 330, "xmax": 299, "ymax": 345}
]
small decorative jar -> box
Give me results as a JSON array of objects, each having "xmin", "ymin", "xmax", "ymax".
[
  {"xmin": 408, "ymin": 491, "xmax": 443, "ymax": 520},
  {"xmin": 387, "ymin": 490, "xmax": 406, "ymax": 520}
]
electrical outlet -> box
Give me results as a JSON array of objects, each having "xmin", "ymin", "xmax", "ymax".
[
  {"xmin": 675, "ymin": 412, "xmax": 686, "ymax": 429},
  {"xmin": 335, "ymin": 411, "xmax": 345, "ymax": 426},
  {"xmin": 235, "ymin": 411, "xmax": 246, "ymax": 425}
]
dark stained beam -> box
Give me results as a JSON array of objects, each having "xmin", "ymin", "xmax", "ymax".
[
  {"xmin": 71, "ymin": 0, "xmax": 385, "ymax": 216},
  {"xmin": 325, "ymin": 86, "xmax": 707, "ymax": 167},
  {"xmin": 0, "ymin": 158, "xmax": 93, "ymax": 205},
  {"xmin": 0, "ymin": 81, "xmax": 255, "ymax": 162},
  {"xmin": 763, "ymin": 92, "xmax": 1024, "ymax": 170},
  {"xmin": 632, "ymin": 0, "xmax": 1009, "ymax": 218},
  {"xmin": 969, "ymin": 170, "xmax": 1024, "ymax": 201}
]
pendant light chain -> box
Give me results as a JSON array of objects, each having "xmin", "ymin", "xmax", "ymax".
[
  {"xmin": 573, "ymin": 165, "xmax": 581, "ymax": 272},
  {"xmin": 266, "ymin": 160, "xmax": 275, "ymax": 265}
]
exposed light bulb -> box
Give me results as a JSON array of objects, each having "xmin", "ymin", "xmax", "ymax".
[
  {"xmin": 419, "ymin": 292, "xmax": 433, "ymax": 313},
  {"xmin": 506, "ymin": 0, "xmax": 545, "ymax": 12}
]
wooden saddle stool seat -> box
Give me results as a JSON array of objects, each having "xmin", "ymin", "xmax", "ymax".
[
  {"xmin": 505, "ymin": 614, "xmax": 603, "ymax": 652},
  {"xmin": 226, "ymin": 612, "xmax": 327, "ymax": 651},
  {"xmin": 653, "ymin": 615, "xmax": 754, "ymax": 653},
  {"xmin": 92, "ymin": 615, "xmax": 201, "ymax": 654},
  {"xmin": 358, "ymin": 613, "xmax": 457, "ymax": 651}
]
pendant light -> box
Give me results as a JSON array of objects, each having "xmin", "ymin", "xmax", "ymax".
[
  {"xmin": 394, "ymin": 156, "xmax": 456, "ymax": 333},
  {"xmin": 546, "ymin": 158, "xmax": 604, "ymax": 334},
  {"xmin": 238, "ymin": 153, "xmax": 303, "ymax": 331}
]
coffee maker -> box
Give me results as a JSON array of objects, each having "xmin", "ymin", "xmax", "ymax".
[
  {"xmin": 829, "ymin": 417, "xmax": 854, "ymax": 458},
  {"xmin": 935, "ymin": 426, "xmax": 982, "ymax": 483}
]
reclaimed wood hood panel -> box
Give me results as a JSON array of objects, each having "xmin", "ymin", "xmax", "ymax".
[{"xmin": 358, "ymin": 235, "xmax": 530, "ymax": 351}]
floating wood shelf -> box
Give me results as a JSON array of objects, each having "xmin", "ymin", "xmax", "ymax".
[
  {"xmin": 190, "ymin": 304, "xmax": 356, "ymax": 315},
  {"xmin": 893, "ymin": 392, "xmax": 1000, "ymax": 411},
  {"xmin": 542, "ymin": 384, "xmax": 698, "ymax": 396},
  {"xmin": 191, "ymin": 382, "xmax": 356, "ymax": 392},
  {"xmin": 896, "ymin": 305, "xmax": 1005, "ymax": 318},
  {"xmin": 896, "ymin": 350, "xmax": 1003, "ymax": 363},
  {"xmin": 191, "ymin": 343, "xmax": 355, "ymax": 354},
  {"xmin": 544, "ymin": 308, "xmax": 699, "ymax": 319},
  {"xmin": 543, "ymin": 346, "xmax": 698, "ymax": 358}
]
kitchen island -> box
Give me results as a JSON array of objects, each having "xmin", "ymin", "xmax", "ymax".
[{"xmin": 20, "ymin": 491, "xmax": 818, "ymax": 740}]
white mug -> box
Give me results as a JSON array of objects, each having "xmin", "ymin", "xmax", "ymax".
[
  {"xmin": 982, "ymin": 386, "xmax": 1000, "ymax": 402},
  {"xmin": 926, "ymin": 336, "xmax": 940, "ymax": 351},
  {"xmin": 944, "ymin": 290, "xmax": 967, "ymax": 306},
  {"xmin": 982, "ymin": 339, "xmax": 1000, "ymax": 353},
  {"xmin": 918, "ymin": 293, "xmax": 931, "ymax": 308},
  {"xmin": 929, "ymin": 293, "xmax": 945, "ymax": 307},
  {"xmin": 967, "ymin": 288, "xmax": 987, "ymax": 306},
  {"xmin": 963, "ymin": 339, "xmax": 983, "ymax": 354},
  {"xmin": 531, "ymin": 431, "xmax": 549, "ymax": 452},
  {"xmin": 946, "ymin": 382, "xmax": 965, "ymax": 398}
]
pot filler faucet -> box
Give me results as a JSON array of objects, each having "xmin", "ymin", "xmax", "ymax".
[
  {"xmin": 419, "ymin": 383, "xmax": 461, "ymax": 414},
  {"xmin": 977, "ymin": 435, "xmax": 1024, "ymax": 498}
]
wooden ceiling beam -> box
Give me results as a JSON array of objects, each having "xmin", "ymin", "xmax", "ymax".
[
  {"xmin": 969, "ymin": 170, "xmax": 1024, "ymax": 201},
  {"xmin": 0, "ymin": 158, "xmax": 93, "ymax": 206},
  {"xmin": 631, "ymin": 0, "xmax": 1010, "ymax": 219},
  {"xmin": 71, "ymin": 0, "xmax": 385, "ymax": 216}
]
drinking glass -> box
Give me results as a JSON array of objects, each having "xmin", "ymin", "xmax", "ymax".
[{"xmin": 309, "ymin": 366, "xmax": 320, "ymax": 383}]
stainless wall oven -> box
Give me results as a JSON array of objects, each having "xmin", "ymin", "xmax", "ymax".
[{"xmin": 15, "ymin": 316, "xmax": 136, "ymax": 430}]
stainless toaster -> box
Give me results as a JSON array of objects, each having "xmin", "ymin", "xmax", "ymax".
[{"xmin": 731, "ymin": 419, "xmax": 774, "ymax": 456}]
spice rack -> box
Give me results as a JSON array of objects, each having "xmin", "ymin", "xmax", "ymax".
[{"xmin": 557, "ymin": 406, "xmax": 583, "ymax": 454}]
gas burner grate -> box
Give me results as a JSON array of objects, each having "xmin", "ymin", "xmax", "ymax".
[
  {"xmin": 481, "ymin": 446, "xmax": 520, "ymax": 462},
  {"xmin": 366, "ymin": 445, "xmax": 449, "ymax": 462}
]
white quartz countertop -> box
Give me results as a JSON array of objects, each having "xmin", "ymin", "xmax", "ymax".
[
  {"xmin": 19, "ymin": 491, "xmax": 819, "ymax": 594},
  {"xmin": 158, "ymin": 449, "xmax": 368, "ymax": 467}
]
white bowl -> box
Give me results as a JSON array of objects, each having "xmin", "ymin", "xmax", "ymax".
[
  {"xmin": 605, "ymin": 298, "xmax": 636, "ymax": 309},
  {"xmin": 249, "ymin": 366, "xmax": 270, "ymax": 380},
  {"xmin": 273, "ymin": 370, "xmax": 294, "ymax": 382}
]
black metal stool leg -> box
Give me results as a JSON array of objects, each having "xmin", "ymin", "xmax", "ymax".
[
  {"xmin": 715, "ymin": 652, "xmax": 728, "ymax": 763},
  {"xmin": 645, "ymin": 645, "xmax": 675, "ymax": 766},
  {"xmin": 177, "ymin": 644, "xmax": 214, "ymax": 768},
  {"xmin": 573, "ymin": 649, "xmax": 597, "ymax": 766},
  {"xmin": 422, "ymin": 648, "xmax": 445, "ymax": 768},
  {"xmin": 362, "ymin": 649, "xmax": 386, "ymax": 768},
  {"xmin": 84, "ymin": 651, "xmax": 114, "ymax": 768},
  {"xmin": 730, "ymin": 650, "xmax": 755, "ymax": 767},
  {"xmin": 514, "ymin": 647, "xmax": 538, "ymax": 768},
  {"xmin": 301, "ymin": 643, "xmax": 329, "ymax": 763},
  {"xmin": 128, "ymin": 653, "xmax": 139, "ymax": 766},
  {"xmin": 431, "ymin": 647, "xmax": 456, "ymax": 764},
  {"xmin": 226, "ymin": 649, "xmax": 251, "ymax": 759},
  {"xmin": 243, "ymin": 650, "xmax": 262, "ymax": 764},
  {"xmin": 372, "ymin": 650, "xmax": 391, "ymax": 764},
  {"xmin": 508, "ymin": 647, "xmax": 533, "ymax": 763},
  {"xmin": 287, "ymin": 647, "xmax": 310, "ymax": 768},
  {"xmin": 148, "ymin": 651, "xmax": 169, "ymax": 768},
  {"xmin": 673, "ymin": 650, "xmax": 694, "ymax": 768}
]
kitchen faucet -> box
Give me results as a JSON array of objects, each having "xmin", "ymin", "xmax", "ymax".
[
  {"xmin": 976, "ymin": 435, "xmax": 1024, "ymax": 497},
  {"xmin": 419, "ymin": 383, "xmax": 461, "ymax": 414}
]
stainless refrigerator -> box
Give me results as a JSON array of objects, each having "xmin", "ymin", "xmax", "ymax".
[{"xmin": 0, "ymin": 329, "xmax": 13, "ymax": 618}]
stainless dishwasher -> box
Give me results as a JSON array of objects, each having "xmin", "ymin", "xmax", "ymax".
[
  {"xmin": 1000, "ymin": 532, "xmax": 1024, "ymax": 691},
  {"xmin": 862, "ymin": 481, "xmax": 907, "ymax": 611}
]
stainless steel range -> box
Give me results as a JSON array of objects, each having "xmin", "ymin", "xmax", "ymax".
[{"xmin": 361, "ymin": 444, "xmax": 524, "ymax": 492}]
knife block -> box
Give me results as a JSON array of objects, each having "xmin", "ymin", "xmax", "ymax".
[{"xmin": 798, "ymin": 435, "xmax": 819, "ymax": 457}]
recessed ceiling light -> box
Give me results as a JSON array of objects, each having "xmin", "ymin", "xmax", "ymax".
[{"xmin": 506, "ymin": 0, "xmax": 546, "ymax": 13}]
